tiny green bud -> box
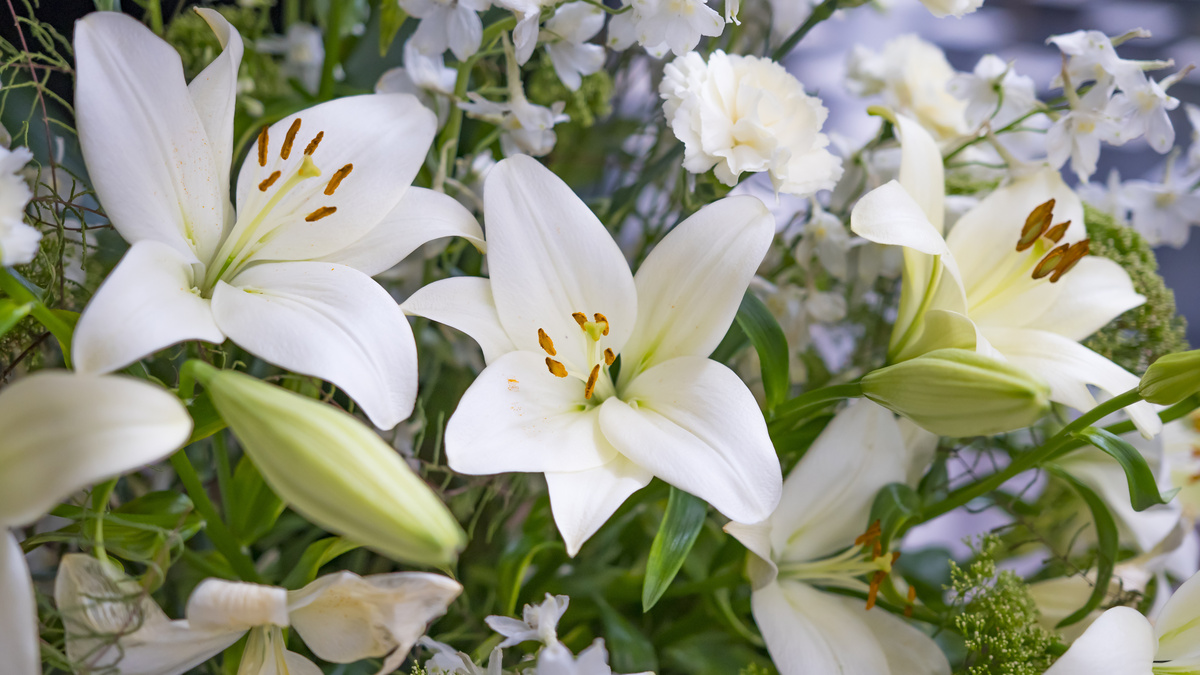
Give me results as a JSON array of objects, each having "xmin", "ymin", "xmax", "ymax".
[
  {"xmin": 861, "ymin": 348, "xmax": 1051, "ymax": 437},
  {"xmin": 191, "ymin": 363, "xmax": 466, "ymax": 567},
  {"xmin": 1138, "ymin": 350, "xmax": 1200, "ymax": 405}
]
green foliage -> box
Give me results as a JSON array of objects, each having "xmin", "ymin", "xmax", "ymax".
[
  {"xmin": 950, "ymin": 536, "xmax": 1060, "ymax": 675},
  {"xmin": 165, "ymin": 6, "xmax": 288, "ymax": 102},
  {"xmin": 738, "ymin": 663, "xmax": 778, "ymax": 675},
  {"xmin": 1083, "ymin": 205, "xmax": 1188, "ymax": 372},
  {"xmin": 526, "ymin": 54, "xmax": 614, "ymax": 129}
]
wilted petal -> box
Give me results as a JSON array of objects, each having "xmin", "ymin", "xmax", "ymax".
[
  {"xmin": 186, "ymin": 579, "xmax": 289, "ymax": 631},
  {"xmin": 1, "ymin": 532, "xmax": 36, "ymax": 675},
  {"xmin": 188, "ymin": 8, "xmax": 243, "ymax": 220},
  {"xmin": 73, "ymin": 240, "xmax": 224, "ymax": 375},
  {"xmin": 598, "ymin": 356, "xmax": 781, "ymax": 524},
  {"xmin": 445, "ymin": 351, "xmax": 618, "ymax": 474},
  {"xmin": 0, "ymin": 371, "xmax": 191, "ymax": 528},
  {"xmin": 213, "ymin": 262, "xmax": 418, "ymax": 430},
  {"xmin": 545, "ymin": 454, "xmax": 655, "ymax": 556},
  {"xmin": 401, "ymin": 276, "xmax": 517, "ymax": 364},
  {"xmin": 1044, "ymin": 606, "xmax": 1155, "ymax": 675},
  {"xmin": 619, "ymin": 196, "xmax": 774, "ymax": 378}
]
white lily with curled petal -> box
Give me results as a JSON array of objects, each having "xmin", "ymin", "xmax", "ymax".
[
  {"xmin": 71, "ymin": 11, "xmax": 484, "ymax": 430},
  {"xmin": 0, "ymin": 371, "xmax": 192, "ymax": 675},
  {"xmin": 1044, "ymin": 568, "xmax": 1200, "ymax": 675},
  {"xmin": 725, "ymin": 400, "xmax": 950, "ymax": 675},
  {"xmin": 402, "ymin": 155, "xmax": 782, "ymax": 555},
  {"xmin": 55, "ymin": 553, "xmax": 462, "ymax": 675},
  {"xmin": 849, "ymin": 112, "xmax": 1159, "ymax": 437}
]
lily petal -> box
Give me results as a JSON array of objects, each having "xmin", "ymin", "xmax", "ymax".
[
  {"xmin": 186, "ymin": 579, "xmax": 289, "ymax": 631},
  {"xmin": 74, "ymin": 12, "xmax": 224, "ymax": 262},
  {"xmin": 73, "ymin": 240, "xmax": 224, "ymax": 375},
  {"xmin": 892, "ymin": 113, "xmax": 945, "ymax": 234},
  {"xmin": 1019, "ymin": 256, "xmax": 1144, "ymax": 342},
  {"xmin": 852, "ymin": 182, "xmax": 950, "ymax": 256},
  {"xmin": 320, "ymin": 186, "xmax": 485, "ymax": 276},
  {"xmin": 598, "ymin": 356, "xmax": 781, "ymax": 524},
  {"xmin": 0, "ymin": 371, "xmax": 191, "ymax": 528},
  {"xmin": 723, "ymin": 520, "xmax": 779, "ymax": 589},
  {"xmin": 984, "ymin": 326, "xmax": 1162, "ymax": 437},
  {"xmin": 545, "ymin": 454, "xmax": 655, "ymax": 556},
  {"xmin": 484, "ymin": 155, "xmax": 638, "ymax": 372},
  {"xmin": 212, "ymin": 261, "xmax": 418, "ymax": 430},
  {"xmin": 401, "ymin": 276, "xmax": 517, "ymax": 364},
  {"xmin": 853, "ymin": 594, "xmax": 951, "ymax": 675},
  {"xmin": 1044, "ymin": 606, "xmax": 1155, "ymax": 675},
  {"xmin": 619, "ymin": 195, "xmax": 774, "ymax": 379},
  {"xmin": 767, "ymin": 400, "xmax": 908, "ymax": 564},
  {"xmin": 189, "ymin": 8, "xmax": 243, "ymax": 224},
  {"xmin": 1057, "ymin": 449, "xmax": 1180, "ymax": 553},
  {"xmin": 1, "ymin": 532, "xmax": 36, "ymax": 675},
  {"xmin": 445, "ymin": 350, "xmax": 618, "ymax": 473},
  {"xmin": 752, "ymin": 580, "xmax": 891, "ymax": 675},
  {"xmin": 235, "ymin": 94, "xmax": 436, "ymax": 263},
  {"xmin": 1153, "ymin": 569, "xmax": 1200, "ymax": 662}
]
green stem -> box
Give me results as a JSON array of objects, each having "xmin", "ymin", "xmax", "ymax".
[
  {"xmin": 213, "ymin": 431, "xmax": 234, "ymax": 518},
  {"xmin": 0, "ymin": 268, "xmax": 74, "ymax": 367},
  {"xmin": 145, "ymin": 0, "xmax": 163, "ymax": 35},
  {"xmin": 170, "ymin": 450, "xmax": 263, "ymax": 583},
  {"xmin": 90, "ymin": 479, "xmax": 117, "ymax": 562},
  {"xmin": 768, "ymin": 382, "xmax": 863, "ymax": 427},
  {"xmin": 771, "ymin": 0, "xmax": 840, "ymax": 61},
  {"xmin": 317, "ymin": 0, "xmax": 344, "ymax": 100},
  {"xmin": 1045, "ymin": 395, "xmax": 1200, "ymax": 462},
  {"xmin": 437, "ymin": 16, "xmax": 517, "ymax": 162},
  {"xmin": 284, "ymin": 0, "xmax": 300, "ymax": 27}
]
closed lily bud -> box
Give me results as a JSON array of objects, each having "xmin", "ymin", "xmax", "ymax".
[
  {"xmin": 191, "ymin": 363, "xmax": 465, "ymax": 567},
  {"xmin": 861, "ymin": 348, "xmax": 1051, "ymax": 437},
  {"xmin": 1138, "ymin": 350, "xmax": 1200, "ymax": 405}
]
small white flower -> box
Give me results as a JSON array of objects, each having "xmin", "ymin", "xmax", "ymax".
[
  {"xmin": 377, "ymin": 41, "xmax": 459, "ymax": 125},
  {"xmin": 1076, "ymin": 168, "xmax": 1130, "ymax": 223},
  {"xmin": 422, "ymin": 638, "xmax": 505, "ymax": 675},
  {"xmin": 257, "ymin": 24, "xmax": 324, "ymax": 93},
  {"xmin": 660, "ymin": 50, "xmax": 843, "ymax": 196},
  {"xmin": 1107, "ymin": 64, "xmax": 1179, "ymax": 153},
  {"xmin": 541, "ymin": 2, "xmax": 606, "ymax": 91},
  {"xmin": 1047, "ymin": 84, "xmax": 1120, "ymax": 182},
  {"xmin": 918, "ymin": 0, "xmax": 983, "ymax": 17},
  {"xmin": 0, "ymin": 141, "xmax": 39, "ymax": 266},
  {"xmin": 1048, "ymin": 29, "xmax": 1123, "ymax": 92},
  {"xmin": 486, "ymin": 593, "xmax": 570, "ymax": 647},
  {"xmin": 1124, "ymin": 164, "xmax": 1200, "ymax": 248},
  {"xmin": 793, "ymin": 203, "xmax": 852, "ymax": 281},
  {"xmin": 400, "ymin": 0, "xmax": 491, "ymax": 61},
  {"xmin": 630, "ymin": 0, "xmax": 723, "ymax": 56},
  {"xmin": 460, "ymin": 93, "xmax": 569, "ymax": 157},
  {"xmin": 845, "ymin": 35, "xmax": 969, "ymax": 141},
  {"xmin": 496, "ymin": 0, "xmax": 555, "ymax": 64},
  {"xmin": 1186, "ymin": 103, "xmax": 1200, "ymax": 170},
  {"xmin": 948, "ymin": 54, "xmax": 1037, "ymax": 129},
  {"xmin": 537, "ymin": 640, "xmax": 639, "ymax": 675}
]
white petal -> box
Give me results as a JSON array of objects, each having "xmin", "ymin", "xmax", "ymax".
[
  {"xmin": 1044, "ymin": 607, "xmax": 1155, "ymax": 675},
  {"xmin": 484, "ymin": 156, "xmax": 637, "ymax": 372},
  {"xmin": 984, "ymin": 327, "xmax": 1161, "ymax": 437},
  {"xmin": 512, "ymin": 13, "xmax": 540, "ymax": 64},
  {"xmin": 851, "ymin": 181, "xmax": 949, "ymax": 256},
  {"xmin": 445, "ymin": 350, "xmax": 618, "ymax": 474},
  {"xmin": 893, "ymin": 113, "xmax": 946, "ymax": 234},
  {"xmin": 284, "ymin": 652, "xmax": 326, "ymax": 675},
  {"xmin": 74, "ymin": 12, "xmax": 223, "ymax": 262},
  {"xmin": 186, "ymin": 579, "xmax": 289, "ymax": 631},
  {"xmin": 1, "ymin": 532, "xmax": 37, "ymax": 675},
  {"xmin": 619, "ymin": 195, "xmax": 774, "ymax": 378},
  {"xmin": 189, "ymin": 8, "xmax": 243, "ymax": 221},
  {"xmin": 401, "ymin": 276, "xmax": 517, "ymax": 364},
  {"xmin": 1019, "ymin": 256, "xmax": 1144, "ymax": 342},
  {"xmin": 288, "ymin": 571, "xmax": 462, "ymax": 671},
  {"xmin": 235, "ymin": 94, "xmax": 436, "ymax": 263},
  {"xmin": 545, "ymin": 454, "xmax": 654, "ymax": 556},
  {"xmin": 0, "ymin": 371, "xmax": 191, "ymax": 527},
  {"xmin": 320, "ymin": 187, "xmax": 485, "ymax": 276},
  {"xmin": 1153, "ymin": 569, "xmax": 1200, "ymax": 661},
  {"xmin": 853, "ymin": 595, "xmax": 951, "ymax": 675},
  {"xmin": 73, "ymin": 240, "xmax": 224, "ymax": 375},
  {"xmin": 598, "ymin": 356, "xmax": 781, "ymax": 524},
  {"xmin": 767, "ymin": 400, "xmax": 908, "ymax": 564},
  {"xmin": 1057, "ymin": 451, "xmax": 1180, "ymax": 553},
  {"xmin": 752, "ymin": 580, "xmax": 891, "ymax": 675},
  {"xmin": 212, "ymin": 261, "xmax": 418, "ymax": 429},
  {"xmin": 722, "ymin": 520, "xmax": 779, "ymax": 589}
]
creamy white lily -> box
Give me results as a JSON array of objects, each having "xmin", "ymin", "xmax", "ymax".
[
  {"xmin": 55, "ymin": 553, "xmax": 462, "ymax": 675},
  {"xmin": 850, "ymin": 112, "xmax": 1160, "ymax": 437},
  {"xmin": 725, "ymin": 400, "xmax": 950, "ymax": 675},
  {"xmin": 71, "ymin": 11, "xmax": 484, "ymax": 430},
  {"xmin": 402, "ymin": 156, "xmax": 782, "ymax": 555},
  {"xmin": 1044, "ymin": 568, "xmax": 1200, "ymax": 674},
  {"xmin": 0, "ymin": 372, "xmax": 191, "ymax": 675}
]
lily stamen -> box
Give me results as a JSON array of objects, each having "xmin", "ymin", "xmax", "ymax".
[
  {"xmin": 546, "ymin": 357, "xmax": 568, "ymax": 378},
  {"xmin": 325, "ymin": 163, "xmax": 353, "ymax": 196},
  {"xmin": 256, "ymin": 126, "xmax": 269, "ymax": 167},
  {"xmin": 305, "ymin": 131, "xmax": 324, "ymax": 156},
  {"xmin": 584, "ymin": 365, "xmax": 600, "ymax": 399},
  {"xmin": 593, "ymin": 313, "xmax": 610, "ymax": 336},
  {"xmin": 604, "ymin": 348, "xmax": 616, "ymax": 365},
  {"xmin": 1049, "ymin": 240, "xmax": 1089, "ymax": 282},
  {"xmin": 572, "ymin": 311, "xmax": 588, "ymax": 328},
  {"xmin": 257, "ymin": 171, "xmax": 281, "ymax": 192},
  {"xmin": 1016, "ymin": 199, "xmax": 1055, "ymax": 251},
  {"xmin": 1032, "ymin": 243, "xmax": 1070, "ymax": 279},
  {"xmin": 305, "ymin": 206, "xmax": 337, "ymax": 222},
  {"xmin": 1044, "ymin": 221, "xmax": 1070, "ymax": 243},
  {"xmin": 281, "ymin": 118, "xmax": 302, "ymax": 160},
  {"xmin": 538, "ymin": 328, "xmax": 556, "ymax": 356}
]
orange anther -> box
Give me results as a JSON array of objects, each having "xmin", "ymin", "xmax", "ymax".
[
  {"xmin": 256, "ymin": 126, "xmax": 269, "ymax": 167},
  {"xmin": 281, "ymin": 118, "xmax": 302, "ymax": 160},
  {"xmin": 258, "ymin": 170, "xmax": 281, "ymax": 191},
  {"xmin": 546, "ymin": 357, "xmax": 568, "ymax": 378},
  {"xmin": 584, "ymin": 364, "xmax": 601, "ymax": 400},
  {"xmin": 538, "ymin": 328, "xmax": 556, "ymax": 356},
  {"xmin": 304, "ymin": 206, "xmax": 337, "ymax": 222},
  {"xmin": 324, "ymin": 163, "xmax": 353, "ymax": 196}
]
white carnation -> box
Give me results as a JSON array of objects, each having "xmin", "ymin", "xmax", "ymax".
[
  {"xmin": 0, "ymin": 143, "xmax": 38, "ymax": 266},
  {"xmin": 660, "ymin": 50, "xmax": 842, "ymax": 196}
]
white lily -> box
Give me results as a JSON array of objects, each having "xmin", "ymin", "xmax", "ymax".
[
  {"xmin": 402, "ymin": 156, "xmax": 782, "ymax": 555},
  {"xmin": 725, "ymin": 400, "xmax": 951, "ymax": 675},
  {"xmin": 1044, "ymin": 568, "xmax": 1200, "ymax": 674},
  {"xmin": 55, "ymin": 553, "xmax": 462, "ymax": 675},
  {"xmin": 0, "ymin": 371, "xmax": 192, "ymax": 675},
  {"xmin": 540, "ymin": 2, "xmax": 605, "ymax": 91},
  {"xmin": 849, "ymin": 113, "xmax": 1160, "ymax": 437},
  {"xmin": 71, "ymin": 11, "xmax": 484, "ymax": 430}
]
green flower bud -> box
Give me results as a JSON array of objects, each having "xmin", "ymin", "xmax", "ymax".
[
  {"xmin": 1138, "ymin": 350, "xmax": 1200, "ymax": 405},
  {"xmin": 861, "ymin": 348, "xmax": 1051, "ymax": 437},
  {"xmin": 191, "ymin": 363, "xmax": 465, "ymax": 567}
]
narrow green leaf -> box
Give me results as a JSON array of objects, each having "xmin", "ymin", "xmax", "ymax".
[
  {"xmin": 186, "ymin": 392, "xmax": 227, "ymax": 444},
  {"xmin": 498, "ymin": 539, "xmax": 564, "ymax": 617},
  {"xmin": 734, "ymin": 291, "xmax": 790, "ymax": 414},
  {"xmin": 280, "ymin": 536, "xmax": 360, "ymax": 589},
  {"xmin": 1048, "ymin": 467, "xmax": 1118, "ymax": 628},
  {"xmin": 596, "ymin": 596, "xmax": 659, "ymax": 673},
  {"xmin": 642, "ymin": 487, "xmax": 707, "ymax": 612},
  {"xmin": 0, "ymin": 299, "xmax": 32, "ymax": 338},
  {"xmin": 228, "ymin": 455, "xmax": 287, "ymax": 547},
  {"xmin": 25, "ymin": 492, "xmax": 202, "ymax": 562},
  {"xmin": 379, "ymin": 2, "xmax": 408, "ymax": 56},
  {"xmin": 869, "ymin": 482, "xmax": 921, "ymax": 549},
  {"xmin": 1073, "ymin": 426, "xmax": 1176, "ymax": 511}
]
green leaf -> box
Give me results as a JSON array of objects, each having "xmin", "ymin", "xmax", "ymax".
[
  {"xmin": 869, "ymin": 482, "xmax": 921, "ymax": 549},
  {"xmin": 28, "ymin": 492, "xmax": 202, "ymax": 563},
  {"xmin": 187, "ymin": 392, "xmax": 227, "ymax": 444},
  {"xmin": 734, "ymin": 291, "xmax": 790, "ymax": 414},
  {"xmin": 1047, "ymin": 467, "xmax": 1118, "ymax": 628},
  {"xmin": 379, "ymin": 2, "xmax": 408, "ymax": 56},
  {"xmin": 497, "ymin": 538, "xmax": 564, "ymax": 617},
  {"xmin": 280, "ymin": 536, "xmax": 360, "ymax": 589},
  {"xmin": 227, "ymin": 455, "xmax": 287, "ymax": 547},
  {"xmin": 0, "ymin": 299, "xmax": 32, "ymax": 338},
  {"xmin": 1073, "ymin": 426, "xmax": 1176, "ymax": 511},
  {"xmin": 642, "ymin": 487, "xmax": 707, "ymax": 612},
  {"xmin": 596, "ymin": 596, "xmax": 659, "ymax": 673}
]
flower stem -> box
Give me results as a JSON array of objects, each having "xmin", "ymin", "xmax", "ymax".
[
  {"xmin": 317, "ymin": 0, "xmax": 344, "ymax": 100},
  {"xmin": 89, "ymin": 478, "xmax": 117, "ymax": 562},
  {"xmin": 0, "ymin": 267, "xmax": 74, "ymax": 367},
  {"xmin": 771, "ymin": 0, "xmax": 840, "ymax": 61},
  {"xmin": 170, "ymin": 449, "xmax": 263, "ymax": 583},
  {"xmin": 768, "ymin": 382, "xmax": 863, "ymax": 428}
]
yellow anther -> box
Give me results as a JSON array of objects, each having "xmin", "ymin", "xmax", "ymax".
[
  {"xmin": 584, "ymin": 364, "xmax": 600, "ymax": 400},
  {"xmin": 325, "ymin": 163, "xmax": 353, "ymax": 196},
  {"xmin": 604, "ymin": 348, "xmax": 615, "ymax": 366},
  {"xmin": 572, "ymin": 312, "xmax": 588, "ymax": 328},
  {"xmin": 258, "ymin": 170, "xmax": 282, "ymax": 192},
  {"xmin": 1032, "ymin": 243, "xmax": 1069, "ymax": 280},
  {"xmin": 593, "ymin": 313, "xmax": 610, "ymax": 336},
  {"xmin": 281, "ymin": 118, "xmax": 303, "ymax": 160},
  {"xmin": 854, "ymin": 520, "xmax": 882, "ymax": 547},
  {"xmin": 538, "ymin": 328, "xmax": 556, "ymax": 356},
  {"xmin": 304, "ymin": 131, "xmax": 324, "ymax": 156},
  {"xmin": 256, "ymin": 126, "xmax": 269, "ymax": 167},
  {"xmin": 304, "ymin": 206, "xmax": 337, "ymax": 222},
  {"xmin": 299, "ymin": 155, "xmax": 322, "ymax": 179},
  {"xmin": 1049, "ymin": 239, "xmax": 1089, "ymax": 283},
  {"xmin": 546, "ymin": 357, "xmax": 568, "ymax": 378},
  {"xmin": 1044, "ymin": 221, "xmax": 1070, "ymax": 243},
  {"xmin": 1017, "ymin": 199, "xmax": 1055, "ymax": 252}
]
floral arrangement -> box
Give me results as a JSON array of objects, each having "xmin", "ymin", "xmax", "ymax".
[{"xmin": 2, "ymin": 0, "xmax": 1200, "ymax": 674}]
